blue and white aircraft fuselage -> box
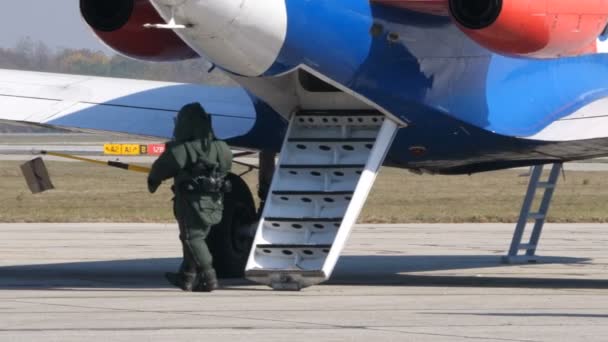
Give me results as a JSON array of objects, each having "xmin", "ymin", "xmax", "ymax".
[
  {"xmin": 5, "ymin": 0, "xmax": 608, "ymax": 174},
  {"xmin": 144, "ymin": 0, "xmax": 608, "ymax": 174}
]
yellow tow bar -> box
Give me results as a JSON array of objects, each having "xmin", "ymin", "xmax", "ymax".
[
  {"xmin": 39, "ymin": 150, "xmax": 152, "ymax": 174},
  {"xmin": 22, "ymin": 151, "xmax": 153, "ymax": 194}
]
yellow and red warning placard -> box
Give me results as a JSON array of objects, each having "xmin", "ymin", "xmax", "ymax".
[
  {"xmin": 103, "ymin": 144, "xmax": 166, "ymax": 156},
  {"xmin": 147, "ymin": 144, "xmax": 166, "ymax": 156}
]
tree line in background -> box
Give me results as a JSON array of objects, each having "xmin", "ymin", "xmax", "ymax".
[{"xmin": 0, "ymin": 37, "xmax": 235, "ymax": 85}]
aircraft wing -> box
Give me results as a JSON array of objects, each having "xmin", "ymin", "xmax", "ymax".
[{"xmin": 0, "ymin": 69, "xmax": 257, "ymax": 140}]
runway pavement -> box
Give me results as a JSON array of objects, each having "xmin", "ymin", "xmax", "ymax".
[{"xmin": 1, "ymin": 223, "xmax": 608, "ymax": 341}]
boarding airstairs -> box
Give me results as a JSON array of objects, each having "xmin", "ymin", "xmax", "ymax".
[{"xmin": 245, "ymin": 110, "xmax": 399, "ymax": 290}]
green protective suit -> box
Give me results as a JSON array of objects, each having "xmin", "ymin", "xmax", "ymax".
[{"xmin": 148, "ymin": 103, "xmax": 233, "ymax": 275}]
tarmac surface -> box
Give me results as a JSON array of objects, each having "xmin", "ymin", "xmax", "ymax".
[{"xmin": 1, "ymin": 223, "xmax": 608, "ymax": 341}]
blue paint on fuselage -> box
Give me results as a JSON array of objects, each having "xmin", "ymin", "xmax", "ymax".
[
  {"xmin": 269, "ymin": 1, "xmax": 608, "ymax": 137},
  {"xmin": 486, "ymin": 55, "xmax": 608, "ymax": 136},
  {"xmin": 266, "ymin": 0, "xmax": 374, "ymax": 80}
]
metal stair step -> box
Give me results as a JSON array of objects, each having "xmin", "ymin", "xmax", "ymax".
[
  {"xmin": 278, "ymin": 166, "xmax": 363, "ymax": 186},
  {"xmin": 537, "ymin": 182, "xmax": 556, "ymax": 189},
  {"xmin": 265, "ymin": 217, "xmax": 343, "ymax": 223},
  {"xmin": 256, "ymin": 244, "xmax": 332, "ymax": 257},
  {"xmin": 264, "ymin": 218, "xmax": 343, "ymax": 232},
  {"xmin": 246, "ymin": 269, "xmax": 326, "ymax": 278},
  {"xmin": 517, "ymin": 243, "xmax": 537, "ymax": 251},
  {"xmin": 280, "ymin": 164, "xmax": 365, "ymax": 169},
  {"xmin": 272, "ymin": 191, "xmax": 354, "ymax": 196},
  {"xmin": 288, "ymin": 138, "xmax": 376, "ymax": 143},
  {"xmin": 246, "ymin": 269, "xmax": 325, "ymax": 276},
  {"xmin": 246, "ymin": 269, "xmax": 327, "ymax": 291},
  {"xmin": 286, "ymin": 139, "xmax": 376, "ymax": 156},
  {"xmin": 296, "ymin": 110, "xmax": 383, "ymax": 117},
  {"xmin": 294, "ymin": 115, "xmax": 384, "ymax": 127},
  {"xmin": 271, "ymin": 191, "xmax": 354, "ymax": 204},
  {"xmin": 527, "ymin": 213, "xmax": 546, "ymax": 220},
  {"xmin": 257, "ymin": 244, "xmax": 333, "ymax": 249}
]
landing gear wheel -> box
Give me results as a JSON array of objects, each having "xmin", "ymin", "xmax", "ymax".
[{"xmin": 207, "ymin": 173, "xmax": 257, "ymax": 278}]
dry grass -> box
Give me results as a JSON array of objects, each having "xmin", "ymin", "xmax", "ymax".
[
  {"xmin": 366, "ymin": 167, "xmax": 608, "ymax": 223},
  {"xmin": 1, "ymin": 160, "xmax": 608, "ymax": 223}
]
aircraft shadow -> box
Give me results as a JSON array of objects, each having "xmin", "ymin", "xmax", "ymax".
[
  {"xmin": 330, "ymin": 255, "xmax": 604, "ymax": 289},
  {"xmin": 0, "ymin": 254, "xmax": 602, "ymax": 290},
  {"xmin": 423, "ymin": 312, "xmax": 608, "ymax": 319}
]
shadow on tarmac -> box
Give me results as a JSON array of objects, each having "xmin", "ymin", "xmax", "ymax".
[
  {"xmin": 0, "ymin": 254, "xmax": 603, "ymax": 290},
  {"xmin": 426, "ymin": 312, "xmax": 608, "ymax": 318}
]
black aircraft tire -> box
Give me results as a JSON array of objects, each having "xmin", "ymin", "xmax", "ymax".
[{"xmin": 207, "ymin": 173, "xmax": 257, "ymax": 278}]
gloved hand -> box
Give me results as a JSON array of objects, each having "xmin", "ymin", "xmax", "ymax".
[{"xmin": 148, "ymin": 179, "xmax": 161, "ymax": 194}]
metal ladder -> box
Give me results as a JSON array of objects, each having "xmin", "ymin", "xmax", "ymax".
[
  {"xmin": 245, "ymin": 110, "xmax": 399, "ymax": 290},
  {"xmin": 503, "ymin": 163, "xmax": 562, "ymax": 264}
]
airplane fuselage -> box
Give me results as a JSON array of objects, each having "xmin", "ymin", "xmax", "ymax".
[{"xmin": 144, "ymin": 0, "xmax": 608, "ymax": 174}]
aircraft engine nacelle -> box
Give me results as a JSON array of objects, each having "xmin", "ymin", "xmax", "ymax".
[
  {"xmin": 80, "ymin": 0, "xmax": 197, "ymax": 61},
  {"xmin": 449, "ymin": 0, "xmax": 608, "ymax": 58}
]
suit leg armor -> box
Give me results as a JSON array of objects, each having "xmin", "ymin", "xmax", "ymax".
[{"xmin": 174, "ymin": 195, "xmax": 215, "ymax": 272}]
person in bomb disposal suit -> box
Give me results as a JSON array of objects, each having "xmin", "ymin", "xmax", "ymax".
[{"xmin": 147, "ymin": 103, "xmax": 233, "ymax": 292}]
